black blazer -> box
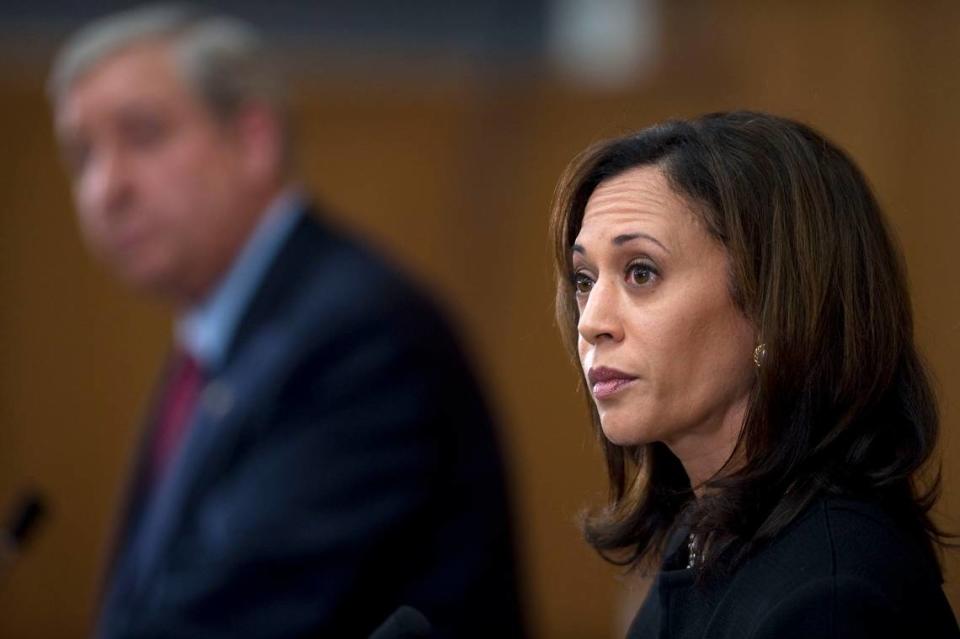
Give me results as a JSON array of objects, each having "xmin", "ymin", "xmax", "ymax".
[
  {"xmin": 98, "ymin": 211, "xmax": 524, "ymax": 638},
  {"xmin": 629, "ymin": 496, "xmax": 958, "ymax": 638}
]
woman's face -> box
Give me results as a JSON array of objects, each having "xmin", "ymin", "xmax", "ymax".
[{"xmin": 572, "ymin": 165, "xmax": 756, "ymax": 460}]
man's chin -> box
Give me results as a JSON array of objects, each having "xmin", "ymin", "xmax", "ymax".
[{"xmin": 110, "ymin": 261, "xmax": 185, "ymax": 303}]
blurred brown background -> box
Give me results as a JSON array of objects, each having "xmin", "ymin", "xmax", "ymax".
[{"xmin": 1, "ymin": 1, "xmax": 958, "ymax": 637}]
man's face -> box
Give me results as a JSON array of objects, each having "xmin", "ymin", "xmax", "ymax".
[{"xmin": 55, "ymin": 41, "xmax": 255, "ymax": 303}]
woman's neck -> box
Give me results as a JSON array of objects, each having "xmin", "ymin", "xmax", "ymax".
[{"xmin": 667, "ymin": 398, "xmax": 748, "ymax": 495}]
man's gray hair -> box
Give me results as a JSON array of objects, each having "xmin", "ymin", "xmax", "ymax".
[{"xmin": 48, "ymin": 4, "xmax": 288, "ymax": 126}]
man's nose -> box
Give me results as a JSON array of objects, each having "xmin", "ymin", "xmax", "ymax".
[
  {"xmin": 577, "ymin": 277, "xmax": 624, "ymax": 345},
  {"xmin": 84, "ymin": 148, "xmax": 132, "ymax": 216}
]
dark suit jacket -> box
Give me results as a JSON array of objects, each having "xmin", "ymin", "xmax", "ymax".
[
  {"xmin": 98, "ymin": 211, "xmax": 524, "ymax": 639},
  {"xmin": 628, "ymin": 496, "xmax": 958, "ymax": 638}
]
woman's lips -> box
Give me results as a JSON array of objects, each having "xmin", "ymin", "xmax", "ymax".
[
  {"xmin": 592, "ymin": 377, "xmax": 636, "ymax": 399},
  {"xmin": 588, "ymin": 367, "xmax": 638, "ymax": 400}
]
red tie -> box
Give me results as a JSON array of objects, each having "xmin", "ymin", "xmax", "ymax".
[{"xmin": 150, "ymin": 351, "xmax": 205, "ymax": 484}]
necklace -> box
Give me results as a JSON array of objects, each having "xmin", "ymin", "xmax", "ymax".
[{"xmin": 686, "ymin": 532, "xmax": 700, "ymax": 570}]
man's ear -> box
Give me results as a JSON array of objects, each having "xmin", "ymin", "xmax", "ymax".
[{"xmin": 233, "ymin": 102, "xmax": 285, "ymax": 184}]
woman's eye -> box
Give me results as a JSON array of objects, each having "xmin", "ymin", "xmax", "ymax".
[
  {"xmin": 629, "ymin": 263, "xmax": 656, "ymax": 285},
  {"xmin": 573, "ymin": 272, "xmax": 594, "ymax": 294}
]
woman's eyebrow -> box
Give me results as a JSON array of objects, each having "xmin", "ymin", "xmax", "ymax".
[
  {"xmin": 613, "ymin": 232, "xmax": 670, "ymax": 253},
  {"xmin": 571, "ymin": 232, "xmax": 669, "ymax": 255}
]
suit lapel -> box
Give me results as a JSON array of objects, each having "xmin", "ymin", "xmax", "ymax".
[
  {"xmin": 99, "ymin": 352, "xmax": 183, "ymax": 602},
  {"xmin": 127, "ymin": 372, "xmax": 235, "ymax": 591}
]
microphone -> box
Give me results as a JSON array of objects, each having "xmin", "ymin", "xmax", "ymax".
[
  {"xmin": 368, "ymin": 605, "xmax": 432, "ymax": 639},
  {"xmin": 0, "ymin": 491, "xmax": 48, "ymax": 567}
]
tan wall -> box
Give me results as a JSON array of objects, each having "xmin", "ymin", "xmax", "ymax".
[{"xmin": 1, "ymin": 3, "xmax": 958, "ymax": 637}]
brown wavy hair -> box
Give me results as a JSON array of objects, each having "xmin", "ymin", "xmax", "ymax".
[{"xmin": 550, "ymin": 111, "xmax": 945, "ymax": 578}]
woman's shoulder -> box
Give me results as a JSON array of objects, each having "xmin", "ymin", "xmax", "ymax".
[
  {"xmin": 767, "ymin": 495, "xmax": 937, "ymax": 582},
  {"xmin": 738, "ymin": 495, "xmax": 940, "ymax": 594},
  {"xmin": 719, "ymin": 495, "xmax": 957, "ymax": 638},
  {"xmin": 628, "ymin": 495, "xmax": 958, "ymax": 639}
]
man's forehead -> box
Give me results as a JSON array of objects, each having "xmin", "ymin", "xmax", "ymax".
[
  {"xmin": 55, "ymin": 41, "xmax": 193, "ymax": 130},
  {"xmin": 63, "ymin": 40, "xmax": 184, "ymax": 105}
]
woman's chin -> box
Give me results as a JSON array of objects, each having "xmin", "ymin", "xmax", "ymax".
[{"xmin": 599, "ymin": 420, "xmax": 651, "ymax": 447}]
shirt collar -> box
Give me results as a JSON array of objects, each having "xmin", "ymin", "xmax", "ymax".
[{"xmin": 175, "ymin": 188, "xmax": 305, "ymax": 370}]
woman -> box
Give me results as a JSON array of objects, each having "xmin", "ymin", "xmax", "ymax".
[{"xmin": 550, "ymin": 112, "xmax": 958, "ymax": 637}]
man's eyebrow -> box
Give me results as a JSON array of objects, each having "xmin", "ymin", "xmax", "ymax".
[{"xmin": 571, "ymin": 232, "xmax": 669, "ymax": 255}]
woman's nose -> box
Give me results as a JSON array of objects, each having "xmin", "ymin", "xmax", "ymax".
[{"xmin": 577, "ymin": 278, "xmax": 624, "ymax": 345}]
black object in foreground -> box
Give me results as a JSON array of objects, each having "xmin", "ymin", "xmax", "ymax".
[
  {"xmin": 0, "ymin": 490, "xmax": 48, "ymax": 582},
  {"xmin": 6, "ymin": 491, "xmax": 47, "ymax": 549},
  {"xmin": 368, "ymin": 606, "xmax": 433, "ymax": 639}
]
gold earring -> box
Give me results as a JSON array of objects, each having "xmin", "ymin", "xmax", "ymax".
[{"xmin": 753, "ymin": 343, "xmax": 767, "ymax": 369}]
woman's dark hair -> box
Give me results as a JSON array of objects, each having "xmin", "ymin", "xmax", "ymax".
[{"xmin": 550, "ymin": 111, "xmax": 945, "ymax": 578}]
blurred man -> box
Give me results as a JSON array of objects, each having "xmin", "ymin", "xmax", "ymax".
[{"xmin": 49, "ymin": 6, "xmax": 523, "ymax": 638}]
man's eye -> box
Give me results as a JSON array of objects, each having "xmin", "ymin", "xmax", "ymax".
[
  {"xmin": 629, "ymin": 263, "xmax": 656, "ymax": 285},
  {"xmin": 124, "ymin": 118, "xmax": 168, "ymax": 148},
  {"xmin": 573, "ymin": 272, "xmax": 594, "ymax": 294}
]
